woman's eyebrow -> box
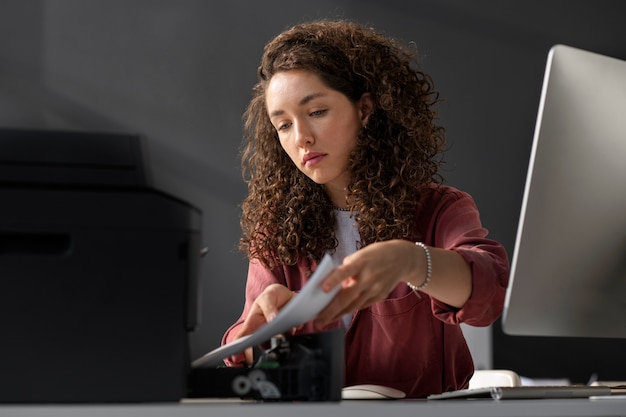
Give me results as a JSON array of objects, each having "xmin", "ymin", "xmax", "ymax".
[
  {"xmin": 269, "ymin": 92, "xmax": 327, "ymax": 118},
  {"xmin": 299, "ymin": 92, "xmax": 326, "ymax": 106}
]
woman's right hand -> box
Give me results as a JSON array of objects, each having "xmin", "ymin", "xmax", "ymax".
[{"xmin": 233, "ymin": 283, "xmax": 296, "ymax": 364}]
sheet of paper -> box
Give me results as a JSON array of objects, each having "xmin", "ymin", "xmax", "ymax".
[{"xmin": 192, "ymin": 253, "xmax": 339, "ymax": 368}]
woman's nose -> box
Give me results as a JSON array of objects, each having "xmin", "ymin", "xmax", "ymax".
[{"xmin": 294, "ymin": 121, "xmax": 314, "ymax": 147}]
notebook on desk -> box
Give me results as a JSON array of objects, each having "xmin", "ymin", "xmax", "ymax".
[{"xmin": 427, "ymin": 385, "xmax": 612, "ymax": 400}]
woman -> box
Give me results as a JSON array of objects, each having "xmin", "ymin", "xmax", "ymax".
[{"xmin": 222, "ymin": 19, "xmax": 509, "ymax": 398}]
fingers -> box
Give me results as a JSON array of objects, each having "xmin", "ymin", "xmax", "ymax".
[
  {"xmin": 235, "ymin": 284, "xmax": 295, "ymax": 339},
  {"xmin": 316, "ymin": 242, "xmax": 415, "ymax": 327},
  {"xmin": 320, "ymin": 242, "xmax": 389, "ymax": 292},
  {"xmin": 315, "ymin": 277, "xmax": 392, "ymax": 328},
  {"xmin": 321, "ymin": 262, "xmax": 355, "ymax": 292}
]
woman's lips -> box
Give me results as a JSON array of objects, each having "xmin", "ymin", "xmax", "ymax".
[{"xmin": 302, "ymin": 152, "xmax": 326, "ymax": 167}]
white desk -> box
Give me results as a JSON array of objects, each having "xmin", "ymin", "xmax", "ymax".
[{"xmin": 2, "ymin": 398, "xmax": 625, "ymax": 417}]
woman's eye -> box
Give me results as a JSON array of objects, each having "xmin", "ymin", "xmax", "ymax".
[
  {"xmin": 278, "ymin": 122, "xmax": 291, "ymax": 131},
  {"xmin": 311, "ymin": 109, "xmax": 327, "ymax": 117}
]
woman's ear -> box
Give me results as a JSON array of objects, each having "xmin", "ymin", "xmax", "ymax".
[{"xmin": 358, "ymin": 93, "xmax": 374, "ymax": 127}]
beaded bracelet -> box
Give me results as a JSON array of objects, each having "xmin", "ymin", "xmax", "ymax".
[{"xmin": 406, "ymin": 242, "xmax": 432, "ymax": 293}]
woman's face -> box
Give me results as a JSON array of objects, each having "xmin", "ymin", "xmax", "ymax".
[{"xmin": 266, "ymin": 69, "xmax": 371, "ymax": 206}]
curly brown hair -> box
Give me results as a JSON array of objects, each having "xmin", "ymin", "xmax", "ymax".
[{"xmin": 239, "ymin": 19, "xmax": 446, "ymax": 269}]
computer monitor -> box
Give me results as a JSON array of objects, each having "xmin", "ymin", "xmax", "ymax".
[{"xmin": 502, "ymin": 45, "xmax": 626, "ymax": 339}]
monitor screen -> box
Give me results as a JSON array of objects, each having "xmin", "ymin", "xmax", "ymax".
[{"xmin": 502, "ymin": 45, "xmax": 626, "ymax": 339}]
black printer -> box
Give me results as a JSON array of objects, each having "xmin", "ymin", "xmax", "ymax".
[{"xmin": 0, "ymin": 128, "xmax": 202, "ymax": 403}]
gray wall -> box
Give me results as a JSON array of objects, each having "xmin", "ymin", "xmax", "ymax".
[{"xmin": 2, "ymin": 0, "xmax": 625, "ymax": 376}]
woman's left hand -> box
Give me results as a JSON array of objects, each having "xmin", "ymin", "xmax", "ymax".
[{"xmin": 314, "ymin": 239, "xmax": 420, "ymax": 329}]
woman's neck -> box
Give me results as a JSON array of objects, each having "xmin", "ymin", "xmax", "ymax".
[{"xmin": 323, "ymin": 178, "xmax": 349, "ymax": 209}]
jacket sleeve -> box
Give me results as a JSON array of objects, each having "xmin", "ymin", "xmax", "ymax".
[{"xmin": 427, "ymin": 189, "xmax": 510, "ymax": 326}]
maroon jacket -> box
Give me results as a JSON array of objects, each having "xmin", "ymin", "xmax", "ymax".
[{"xmin": 222, "ymin": 185, "xmax": 510, "ymax": 398}]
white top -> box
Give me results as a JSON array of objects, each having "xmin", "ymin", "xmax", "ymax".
[{"xmin": 331, "ymin": 209, "xmax": 360, "ymax": 329}]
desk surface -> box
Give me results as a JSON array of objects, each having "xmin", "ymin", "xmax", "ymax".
[{"xmin": 2, "ymin": 398, "xmax": 626, "ymax": 417}]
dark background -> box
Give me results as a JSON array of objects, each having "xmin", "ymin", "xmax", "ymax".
[{"xmin": 1, "ymin": 0, "xmax": 625, "ymax": 383}]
